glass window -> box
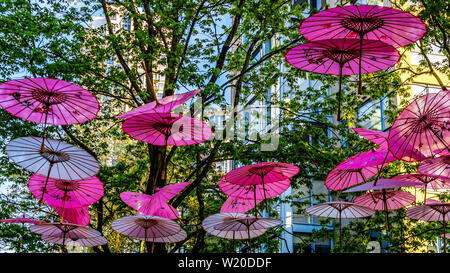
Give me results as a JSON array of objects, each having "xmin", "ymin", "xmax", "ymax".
[{"xmin": 123, "ymin": 13, "xmax": 131, "ymax": 31}]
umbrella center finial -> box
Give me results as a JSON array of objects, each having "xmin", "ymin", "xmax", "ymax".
[
  {"xmin": 340, "ymin": 16, "xmax": 384, "ymax": 35},
  {"xmin": 54, "ymin": 179, "xmax": 80, "ymax": 192},
  {"xmin": 442, "ymin": 156, "xmax": 450, "ymax": 165},
  {"xmin": 31, "ymin": 89, "xmax": 67, "ymax": 105},
  {"xmin": 40, "ymin": 148, "xmax": 71, "ymax": 163},
  {"xmin": 323, "ymin": 48, "xmax": 360, "ymax": 64},
  {"xmin": 134, "ymin": 218, "xmax": 157, "ymax": 228}
]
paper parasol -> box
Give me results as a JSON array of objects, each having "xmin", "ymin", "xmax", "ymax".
[{"xmin": 0, "ymin": 77, "xmax": 99, "ymax": 125}]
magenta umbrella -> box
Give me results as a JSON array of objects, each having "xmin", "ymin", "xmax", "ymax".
[
  {"xmin": 202, "ymin": 212, "xmax": 281, "ymax": 252},
  {"xmin": 336, "ymin": 148, "xmax": 396, "ymax": 170},
  {"xmin": 298, "ymin": 5, "xmax": 426, "ymax": 93},
  {"xmin": 218, "ymin": 177, "xmax": 290, "ymax": 202},
  {"xmin": 407, "ymin": 201, "xmax": 450, "ymax": 252},
  {"xmin": 285, "ymin": 38, "xmax": 400, "ymax": 119},
  {"xmin": 120, "ymin": 182, "xmax": 189, "ymax": 219},
  {"xmin": 352, "ymin": 128, "xmax": 388, "ymax": 147},
  {"xmin": 324, "ymin": 162, "xmax": 380, "ymax": 191},
  {"xmin": 418, "ymin": 155, "xmax": 450, "ymax": 180},
  {"xmin": 28, "ymin": 174, "xmax": 103, "ymax": 211},
  {"xmin": 352, "ymin": 128, "xmax": 427, "ymax": 162},
  {"xmin": 118, "ymin": 89, "xmax": 201, "ymax": 119},
  {"xmin": 122, "ymin": 112, "xmax": 212, "ymax": 146},
  {"xmin": 343, "ymin": 178, "xmax": 423, "ymax": 193},
  {"xmin": 336, "ymin": 148, "xmax": 397, "ymax": 186},
  {"xmin": 121, "ymin": 192, "xmax": 179, "ymax": 219},
  {"xmin": 392, "ymin": 174, "xmax": 450, "ymax": 204},
  {"xmin": 53, "ymin": 207, "xmax": 90, "ymax": 226},
  {"xmin": 305, "ymin": 201, "xmax": 375, "ymax": 248},
  {"xmin": 387, "ymin": 91, "xmax": 450, "ymax": 161},
  {"xmin": 354, "ymin": 190, "xmax": 415, "ymax": 230},
  {"xmin": 222, "ymin": 162, "xmax": 299, "ymax": 214},
  {"xmin": 220, "ymin": 196, "xmax": 262, "ymax": 214},
  {"xmin": 0, "ymin": 77, "xmax": 99, "ymax": 125}
]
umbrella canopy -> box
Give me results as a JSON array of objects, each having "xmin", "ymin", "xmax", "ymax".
[
  {"xmin": 336, "ymin": 149, "xmax": 396, "ymax": 170},
  {"xmin": 6, "ymin": 137, "xmax": 100, "ymax": 181},
  {"xmin": 202, "ymin": 213, "xmax": 280, "ymax": 240},
  {"xmin": 418, "ymin": 155, "xmax": 450, "ymax": 180},
  {"xmin": 120, "ymin": 182, "xmax": 189, "ymax": 219},
  {"xmin": 352, "ymin": 128, "xmax": 388, "ymax": 147},
  {"xmin": 392, "ymin": 174, "xmax": 450, "ymax": 190},
  {"xmin": 352, "ymin": 128, "xmax": 428, "ymax": 162},
  {"xmin": 285, "ymin": 38, "xmax": 400, "ymax": 119},
  {"xmin": 41, "ymin": 234, "xmax": 107, "ymax": 247},
  {"xmin": 0, "ymin": 217, "xmax": 43, "ymax": 224},
  {"xmin": 54, "ymin": 207, "xmax": 90, "ymax": 226},
  {"xmin": 354, "ymin": 190, "xmax": 415, "ymax": 211},
  {"xmin": 28, "ymin": 174, "xmax": 104, "ymax": 208},
  {"xmin": 324, "ymin": 164, "xmax": 380, "ymax": 191},
  {"xmin": 30, "ymin": 223, "xmax": 101, "ymax": 239},
  {"xmin": 407, "ymin": 201, "xmax": 450, "ymax": 252},
  {"xmin": 305, "ymin": 201, "xmax": 376, "ymax": 219},
  {"xmin": 285, "ymin": 38, "xmax": 400, "ymax": 76},
  {"xmin": 118, "ymin": 89, "xmax": 201, "ymax": 119},
  {"xmin": 220, "ymin": 196, "xmax": 262, "ymax": 214},
  {"xmin": 305, "ymin": 201, "xmax": 375, "ymax": 248},
  {"xmin": 0, "ymin": 77, "xmax": 100, "ymax": 125},
  {"xmin": 387, "ymin": 91, "xmax": 450, "ymax": 160},
  {"xmin": 343, "ymin": 178, "xmax": 423, "ymax": 192},
  {"xmin": 122, "ymin": 112, "xmax": 212, "ymax": 146},
  {"xmin": 223, "ymin": 162, "xmax": 299, "ymax": 186},
  {"xmin": 298, "ymin": 5, "xmax": 426, "ymax": 48},
  {"xmin": 218, "ymin": 177, "xmax": 290, "ymax": 200},
  {"xmin": 111, "ymin": 215, "xmax": 186, "ymax": 243},
  {"xmin": 121, "ymin": 192, "xmax": 179, "ymax": 218}
]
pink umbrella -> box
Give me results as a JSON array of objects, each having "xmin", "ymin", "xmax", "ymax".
[
  {"xmin": 354, "ymin": 190, "xmax": 415, "ymax": 230},
  {"xmin": 352, "ymin": 128, "xmax": 427, "ymax": 162},
  {"xmin": 324, "ymin": 164, "xmax": 380, "ymax": 191},
  {"xmin": 305, "ymin": 201, "xmax": 375, "ymax": 248},
  {"xmin": 352, "ymin": 128, "xmax": 388, "ymax": 147},
  {"xmin": 41, "ymin": 234, "xmax": 107, "ymax": 248},
  {"xmin": 122, "ymin": 112, "xmax": 212, "ymax": 146},
  {"xmin": 298, "ymin": 5, "xmax": 426, "ymax": 93},
  {"xmin": 343, "ymin": 177, "xmax": 423, "ymax": 192},
  {"xmin": 28, "ymin": 174, "xmax": 104, "ymax": 210},
  {"xmin": 118, "ymin": 89, "xmax": 201, "ymax": 119},
  {"xmin": 121, "ymin": 192, "xmax": 179, "ymax": 219},
  {"xmin": 6, "ymin": 137, "xmax": 100, "ymax": 205},
  {"xmin": 121, "ymin": 182, "xmax": 189, "ymax": 219},
  {"xmin": 53, "ymin": 207, "xmax": 91, "ymax": 226},
  {"xmin": 202, "ymin": 213, "xmax": 281, "ymax": 251},
  {"xmin": 285, "ymin": 38, "xmax": 400, "ymax": 119},
  {"xmin": 407, "ymin": 201, "xmax": 450, "ymax": 252},
  {"xmin": 336, "ymin": 149, "xmax": 396, "ymax": 170},
  {"xmin": 111, "ymin": 215, "xmax": 187, "ymax": 252},
  {"xmin": 392, "ymin": 174, "xmax": 450, "ymax": 204},
  {"xmin": 218, "ymin": 177, "xmax": 290, "ymax": 200},
  {"xmin": 220, "ymin": 196, "xmax": 262, "ymax": 214},
  {"xmin": 418, "ymin": 155, "xmax": 450, "ymax": 180},
  {"xmin": 387, "ymin": 91, "xmax": 450, "ymax": 161},
  {"xmin": 0, "ymin": 77, "xmax": 99, "ymax": 125},
  {"xmin": 222, "ymin": 162, "xmax": 299, "ymax": 213}
]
